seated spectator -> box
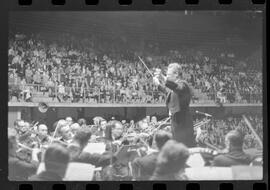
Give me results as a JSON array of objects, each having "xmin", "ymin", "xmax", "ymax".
[
  {"xmin": 8, "ymin": 32, "xmax": 262, "ymax": 104},
  {"xmin": 29, "ymin": 143, "xmax": 70, "ymax": 181}
]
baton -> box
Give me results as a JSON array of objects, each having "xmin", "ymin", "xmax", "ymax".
[{"xmin": 138, "ymin": 56, "xmax": 154, "ymax": 77}]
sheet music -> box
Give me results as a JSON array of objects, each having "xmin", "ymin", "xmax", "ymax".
[
  {"xmin": 83, "ymin": 143, "xmax": 106, "ymax": 154},
  {"xmin": 37, "ymin": 162, "xmax": 95, "ymax": 181}
]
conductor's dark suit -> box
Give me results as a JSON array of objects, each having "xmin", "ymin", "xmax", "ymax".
[{"xmin": 159, "ymin": 80, "xmax": 194, "ymax": 147}]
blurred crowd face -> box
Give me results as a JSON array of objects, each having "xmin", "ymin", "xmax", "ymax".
[
  {"xmin": 57, "ymin": 120, "xmax": 68, "ymax": 129},
  {"xmin": 130, "ymin": 120, "xmax": 134, "ymax": 125},
  {"xmin": 139, "ymin": 121, "xmax": 148, "ymax": 131},
  {"xmin": 146, "ymin": 116, "xmax": 150, "ymax": 123},
  {"xmin": 151, "ymin": 116, "xmax": 157, "ymax": 124},
  {"xmin": 65, "ymin": 117, "xmax": 73, "ymax": 126},
  {"xmin": 20, "ymin": 122, "xmax": 30, "ymax": 133},
  {"xmin": 17, "ymin": 120, "xmax": 25, "ymax": 128},
  {"xmin": 61, "ymin": 126, "xmax": 72, "ymax": 140},
  {"xmin": 70, "ymin": 123, "xmax": 80, "ymax": 136},
  {"xmin": 38, "ymin": 124, "xmax": 48, "ymax": 137},
  {"xmin": 112, "ymin": 123, "xmax": 124, "ymax": 139},
  {"xmin": 93, "ymin": 118, "xmax": 99, "ymax": 126},
  {"xmin": 100, "ymin": 120, "xmax": 107, "ymax": 130}
]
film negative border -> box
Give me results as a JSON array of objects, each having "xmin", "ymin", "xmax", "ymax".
[
  {"xmin": 12, "ymin": 182, "xmax": 270, "ymax": 190},
  {"xmin": 1, "ymin": 0, "xmax": 268, "ymax": 190},
  {"xmin": 16, "ymin": 0, "xmax": 266, "ymax": 6},
  {"xmin": 9, "ymin": 0, "xmax": 265, "ymax": 10}
]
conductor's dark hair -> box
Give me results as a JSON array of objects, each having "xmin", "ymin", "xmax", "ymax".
[
  {"xmin": 44, "ymin": 143, "xmax": 70, "ymax": 171},
  {"xmin": 155, "ymin": 130, "xmax": 172, "ymax": 150}
]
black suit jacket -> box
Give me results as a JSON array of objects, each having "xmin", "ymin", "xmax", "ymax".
[
  {"xmin": 132, "ymin": 152, "xmax": 158, "ymax": 180},
  {"xmin": 159, "ymin": 80, "xmax": 194, "ymax": 146},
  {"xmin": 8, "ymin": 155, "xmax": 38, "ymax": 181},
  {"xmin": 212, "ymin": 149, "xmax": 251, "ymax": 167},
  {"xmin": 165, "ymin": 80, "xmax": 191, "ymax": 114}
]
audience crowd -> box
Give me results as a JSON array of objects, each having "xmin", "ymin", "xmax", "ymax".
[{"xmin": 8, "ymin": 33, "xmax": 262, "ymax": 104}]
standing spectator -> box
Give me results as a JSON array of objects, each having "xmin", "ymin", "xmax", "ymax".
[
  {"xmin": 57, "ymin": 82, "xmax": 65, "ymax": 102},
  {"xmin": 25, "ymin": 66, "xmax": 33, "ymax": 84}
]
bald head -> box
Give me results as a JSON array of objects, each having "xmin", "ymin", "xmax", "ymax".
[{"xmin": 38, "ymin": 124, "xmax": 48, "ymax": 136}]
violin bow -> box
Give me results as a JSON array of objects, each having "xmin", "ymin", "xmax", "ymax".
[{"xmin": 242, "ymin": 115, "xmax": 263, "ymax": 148}]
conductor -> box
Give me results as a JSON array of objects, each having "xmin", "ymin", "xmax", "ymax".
[{"xmin": 153, "ymin": 63, "xmax": 194, "ymax": 147}]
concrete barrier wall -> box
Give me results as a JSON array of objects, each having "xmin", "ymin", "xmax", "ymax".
[{"xmin": 8, "ymin": 103, "xmax": 262, "ymax": 130}]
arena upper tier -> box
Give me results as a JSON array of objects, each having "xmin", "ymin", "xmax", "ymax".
[{"xmin": 8, "ymin": 33, "xmax": 262, "ymax": 105}]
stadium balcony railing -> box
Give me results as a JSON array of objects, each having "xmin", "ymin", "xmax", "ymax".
[{"xmin": 8, "ymin": 83, "xmax": 262, "ymax": 104}]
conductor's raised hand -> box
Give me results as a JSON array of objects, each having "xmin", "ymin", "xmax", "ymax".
[{"xmin": 153, "ymin": 68, "xmax": 163, "ymax": 86}]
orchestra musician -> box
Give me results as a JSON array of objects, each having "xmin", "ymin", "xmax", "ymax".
[
  {"xmin": 104, "ymin": 121, "xmax": 126, "ymax": 145},
  {"xmin": 91, "ymin": 118, "xmax": 107, "ymax": 138},
  {"xmin": 150, "ymin": 116, "xmax": 158, "ymax": 126},
  {"xmin": 212, "ymin": 129, "xmax": 252, "ymax": 167},
  {"xmin": 8, "ymin": 128, "xmax": 40, "ymax": 180},
  {"xmin": 150, "ymin": 140, "xmax": 190, "ymax": 180},
  {"xmin": 57, "ymin": 125, "xmax": 73, "ymax": 144},
  {"xmin": 65, "ymin": 117, "xmax": 73, "ymax": 127},
  {"xmin": 51, "ymin": 119, "xmax": 67, "ymax": 135},
  {"xmin": 68, "ymin": 128, "xmax": 117, "ymax": 167},
  {"xmin": 78, "ymin": 118, "xmax": 87, "ymax": 128},
  {"xmin": 153, "ymin": 63, "xmax": 194, "ymax": 147},
  {"xmin": 13, "ymin": 119, "xmax": 25, "ymax": 132},
  {"xmin": 101, "ymin": 121, "xmax": 137, "ymax": 180},
  {"xmin": 129, "ymin": 120, "xmax": 135, "ymax": 129},
  {"xmin": 35, "ymin": 124, "xmax": 50, "ymax": 145},
  {"xmin": 29, "ymin": 143, "xmax": 70, "ymax": 181},
  {"xmin": 70, "ymin": 123, "xmax": 81, "ymax": 137},
  {"xmin": 132, "ymin": 130, "xmax": 172, "ymax": 180}
]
